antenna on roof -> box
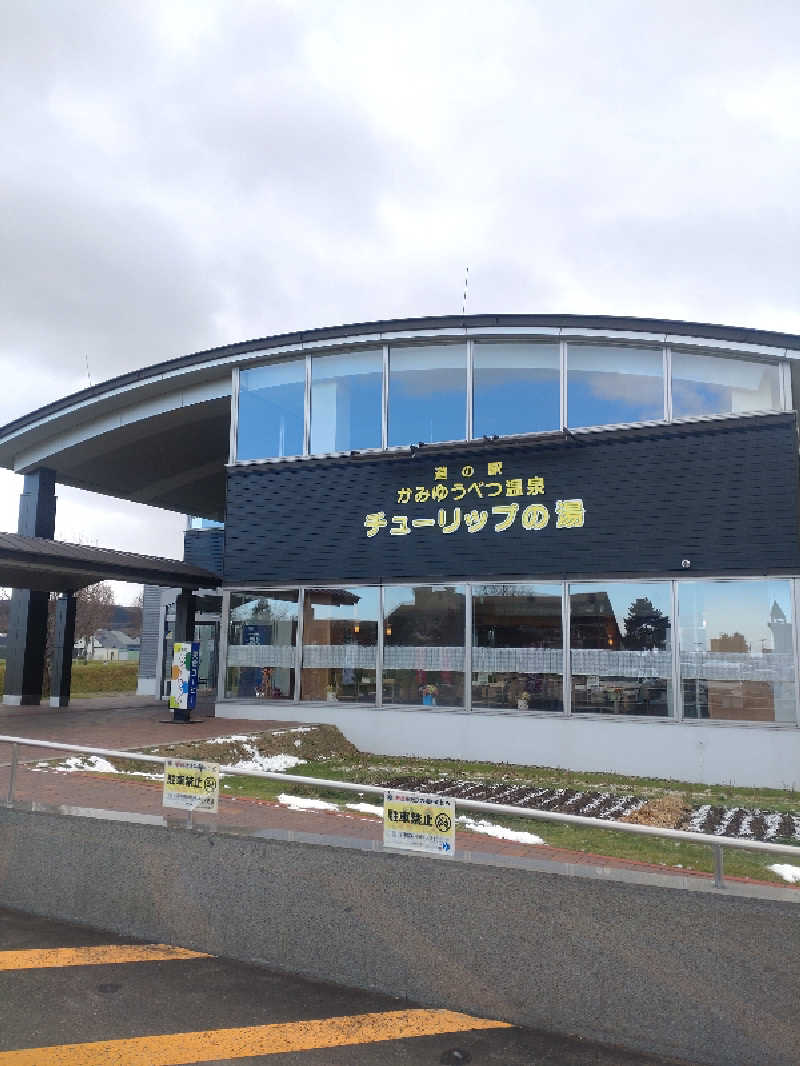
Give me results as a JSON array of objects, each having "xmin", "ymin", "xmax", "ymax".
[
  {"xmin": 84, "ymin": 353, "xmax": 92, "ymax": 387},
  {"xmin": 462, "ymin": 265, "xmax": 469, "ymax": 315}
]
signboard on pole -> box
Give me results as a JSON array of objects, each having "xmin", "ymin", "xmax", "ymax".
[
  {"xmin": 163, "ymin": 758, "xmax": 220, "ymax": 813},
  {"xmin": 383, "ymin": 790, "xmax": 455, "ymax": 856},
  {"xmin": 170, "ymin": 641, "xmax": 200, "ymax": 719}
]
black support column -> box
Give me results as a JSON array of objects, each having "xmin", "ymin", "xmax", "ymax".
[
  {"xmin": 174, "ymin": 589, "xmax": 196, "ymax": 643},
  {"xmin": 3, "ymin": 470, "xmax": 57, "ymax": 706},
  {"xmin": 49, "ymin": 592, "xmax": 77, "ymax": 708},
  {"xmin": 170, "ymin": 589, "xmax": 197, "ymax": 721}
]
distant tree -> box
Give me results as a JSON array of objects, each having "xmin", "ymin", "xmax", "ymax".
[
  {"xmin": 121, "ymin": 588, "xmax": 143, "ymax": 638},
  {"xmin": 74, "ymin": 582, "xmax": 115, "ymax": 654},
  {"xmin": 622, "ymin": 597, "xmax": 669, "ymax": 650}
]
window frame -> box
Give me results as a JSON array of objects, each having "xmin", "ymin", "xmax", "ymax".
[
  {"xmin": 218, "ymin": 576, "xmax": 800, "ymax": 727},
  {"xmin": 230, "ymin": 339, "xmax": 787, "ymax": 464}
]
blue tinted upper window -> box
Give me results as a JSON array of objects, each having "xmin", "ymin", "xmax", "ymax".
[
  {"xmin": 474, "ymin": 342, "xmax": 560, "ymax": 437},
  {"xmin": 311, "ymin": 350, "xmax": 382, "ymax": 453},
  {"xmin": 238, "ymin": 361, "xmax": 305, "ymax": 460},
  {"xmin": 567, "ymin": 345, "xmax": 663, "ymax": 427},
  {"xmin": 671, "ymin": 352, "xmax": 781, "ymax": 418},
  {"xmin": 388, "ymin": 345, "xmax": 467, "ymax": 446}
]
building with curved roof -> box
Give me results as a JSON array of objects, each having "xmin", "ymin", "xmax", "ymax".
[{"xmin": 3, "ymin": 313, "xmax": 800, "ymax": 787}]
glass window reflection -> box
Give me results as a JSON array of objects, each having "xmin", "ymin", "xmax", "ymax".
[
  {"xmin": 473, "ymin": 343, "xmax": 560, "ymax": 438},
  {"xmin": 301, "ymin": 587, "xmax": 378, "ymax": 703},
  {"xmin": 567, "ymin": 345, "xmax": 664, "ymax": 427},
  {"xmin": 225, "ymin": 591, "xmax": 299, "ymax": 700},
  {"xmin": 388, "ymin": 345, "xmax": 467, "ymax": 446},
  {"xmin": 678, "ymin": 579, "xmax": 795, "ymax": 722},
  {"xmin": 238, "ymin": 361, "xmax": 305, "ymax": 460},
  {"xmin": 383, "ymin": 585, "xmax": 465, "ymax": 707},
  {"xmin": 311, "ymin": 350, "xmax": 382, "ymax": 454},
  {"xmin": 570, "ymin": 582, "xmax": 672, "ymax": 716},
  {"xmin": 472, "ymin": 583, "xmax": 563, "ymax": 712},
  {"xmin": 671, "ymin": 353, "xmax": 781, "ymax": 419}
]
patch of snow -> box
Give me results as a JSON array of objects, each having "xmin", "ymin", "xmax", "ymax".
[
  {"xmin": 688, "ymin": 804, "xmax": 712, "ymax": 832},
  {"xmin": 207, "ymin": 734, "xmax": 257, "ymax": 743},
  {"xmin": 271, "ymin": 727, "xmax": 314, "ymax": 736},
  {"xmin": 457, "ymin": 815, "xmax": 544, "ymax": 846},
  {"xmin": 35, "ymin": 755, "xmax": 161, "ymax": 780},
  {"xmin": 768, "ymin": 863, "xmax": 800, "ymax": 884},
  {"xmin": 228, "ymin": 750, "xmax": 306, "ymax": 774},
  {"xmin": 346, "ymin": 802, "xmax": 383, "ymax": 816},
  {"xmin": 574, "ymin": 792, "xmax": 603, "ymax": 814},
  {"xmin": 763, "ymin": 812, "xmax": 785, "ymax": 839},
  {"xmin": 602, "ymin": 797, "xmax": 646, "ymax": 820},
  {"xmin": 278, "ymin": 793, "xmax": 338, "ymax": 812},
  {"xmin": 63, "ymin": 755, "xmax": 119, "ymax": 773},
  {"xmin": 714, "ymin": 807, "xmax": 739, "ymax": 836}
]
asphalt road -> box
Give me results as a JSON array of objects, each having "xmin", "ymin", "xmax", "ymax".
[{"xmin": 0, "ymin": 906, "xmax": 696, "ymax": 1065}]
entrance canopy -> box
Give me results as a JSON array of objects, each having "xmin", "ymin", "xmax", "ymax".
[{"xmin": 0, "ymin": 532, "xmax": 219, "ymax": 593}]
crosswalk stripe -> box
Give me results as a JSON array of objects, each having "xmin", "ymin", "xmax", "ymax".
[
  {"xmin": 0, "ymin": 944, "xmax": 209, "ymax": 970},
  {"xmin": 0, "ymin": 1008, "xmax": 512, "ymax": 1065}
]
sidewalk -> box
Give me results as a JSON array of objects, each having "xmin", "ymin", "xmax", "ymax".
[
  {"xmin": 0, "ymin": 693, "xmax": 300, "ymax": 756},
  {"xmin": 1, "ymin": 695, "xmax": 796, "ymax": 896}
]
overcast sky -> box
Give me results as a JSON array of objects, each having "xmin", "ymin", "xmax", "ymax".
[{"xmin": 2, "ymin": 1, "xmax": 799, "ymax": 603}]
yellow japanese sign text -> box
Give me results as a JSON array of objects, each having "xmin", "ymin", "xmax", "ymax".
[
  {"xmin": 383, "ymin": 790, "xmax": 455, "ymax": 856},
  {"xmin": 163, "ymin": 758, "xmax": 220, "ymax": 813}
]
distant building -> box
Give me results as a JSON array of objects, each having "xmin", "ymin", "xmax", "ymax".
[{"xmin": 76, "ymin": 629, "xmax": 140, "ymax": 663}]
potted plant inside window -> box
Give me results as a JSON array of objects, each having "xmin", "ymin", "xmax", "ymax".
[{"xmin": 421, "ymin": 683, "xmax": 438, "ymax": 707}]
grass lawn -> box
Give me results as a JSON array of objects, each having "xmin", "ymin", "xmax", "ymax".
[
  {"xmin": 50, "ymin": 725, "xmax": 799, "ymax": 887},
  {"xmin": 0, "ymin": 660, "xmax": 139, "ymax": 697}
]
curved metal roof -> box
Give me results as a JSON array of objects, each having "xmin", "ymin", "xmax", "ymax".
[
  {"xmin": 2, "ymin": 312, "xmax": 799, "ymax": 439},
  {"xmin": 0, "ymin": 312, "xmax": 797, "ymax": 521}
]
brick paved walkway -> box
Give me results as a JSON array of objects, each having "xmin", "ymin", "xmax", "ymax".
[{"xmin": 1, "ymin": 695, "xmax": 796, "ymax": 892}]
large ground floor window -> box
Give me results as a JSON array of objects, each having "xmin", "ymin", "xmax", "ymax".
[
  {"xmin": 226, "ymin": 591, "xmax": 299, "ymax": 700},
  {"xmin": 222, "ymin": 577, "xmax": 799, "ymax": 724}
]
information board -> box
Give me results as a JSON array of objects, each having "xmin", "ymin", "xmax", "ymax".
[{"xmin": 170, "ymin": 641, "xmax": 200, "ymax": 714}]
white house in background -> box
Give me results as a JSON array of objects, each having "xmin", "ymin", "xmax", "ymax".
[{"xmin": 75, "ymin": 630, "xmax": 140, "ymax": 663}]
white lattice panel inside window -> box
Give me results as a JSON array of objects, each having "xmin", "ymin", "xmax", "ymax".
[
  {"xmin": 302, "ymin": 645, "xmax": 377, "ymax": 668},
  {"xmin": 383, "ymin": 646, "xmax": 465, "ymax": 670},
  {"xmin": 571, "ymin": 649, "xmax": 673, "ymax": 678},
  {"xmin": 472, "ymin": 647, "xmax": 564, "ymax": 672},
  {"xmin": 227, "ymin": 644, "xmax": 297, "ymax": 668},
  {"xmin": 680, "ymin": 651, "xmax": 795, "ymax": 682}
]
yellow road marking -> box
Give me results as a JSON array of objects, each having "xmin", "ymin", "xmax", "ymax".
[
  {"xmin": 0, "ymin": 944, "xmax": 209, "ymax": 971},
  {"xmin": 0, "ymin": 1009, "xmax": 511, "ymax": 1065}
]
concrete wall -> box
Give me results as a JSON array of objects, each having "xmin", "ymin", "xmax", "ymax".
[
  {"xmin": 216, "ymin": 702, "xmax": 800, "ymax": 790},
  {"xmin": 0, "ymin": 807, "xmax": 797, "ymax": 1066}
]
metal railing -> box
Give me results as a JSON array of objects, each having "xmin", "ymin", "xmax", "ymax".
[{"xmin": 2, "ymin": 734, "xmax": 799, "ymax": 890}]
